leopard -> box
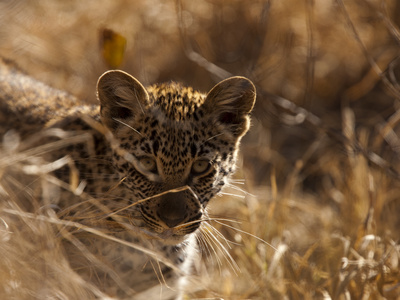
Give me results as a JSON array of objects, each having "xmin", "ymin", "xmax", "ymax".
[{"xmin": 0, "ymin": 58, "xmax": 256, "ymax": 299}]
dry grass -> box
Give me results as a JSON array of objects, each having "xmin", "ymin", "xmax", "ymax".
[{"xmin": 1, "ymin": 0, "xmax": 400, "ymax": 299}]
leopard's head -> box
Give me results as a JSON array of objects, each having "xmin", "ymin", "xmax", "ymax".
[{"xmin": 97, "ymin": 70, "xmax": 255, "ymax": 244}]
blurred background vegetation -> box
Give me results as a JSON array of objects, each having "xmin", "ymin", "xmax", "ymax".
[{"xmin": 1, "ymin": 0, "xmax": 400, "ymax": 299}]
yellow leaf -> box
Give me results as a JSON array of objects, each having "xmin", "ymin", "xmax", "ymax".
[{"xmin": 100, "ymin": 28, "xmax": 127, "ymax": 69}]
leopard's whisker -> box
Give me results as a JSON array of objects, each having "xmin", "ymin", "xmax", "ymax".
[
  {"xmin": 208, "ymin": 224, "xmax": 241, "ymax": 274},
  {"xmin": 150, "ymin": 258, "xmax": 175, "ymax": 291},
  {"xmin": 198, "ymin": 227, "xmax": 224, "ymax": 273},
  {"xmin": 205, "ymin": 221, "xmax": 240, "ymax": 248},
  {"xmin": 228, "ymin": 179, "xmax": 245, "ymax": 184},
  {"xmin": 155, "ymin": 259, "xmax": 175, "ymax": 292},
  {"xmin": 149, "ymin": 259, "xmax": 163, "ymax": 286},
  {"xmin": 195, "ymin": 233, "xmax": 212, "ymax": 261},
  {"xmin": 172, "ymin": 216, "xmax": 241, "ymax": 232},
  {"xmin": 197, "ymin": 232, "xmax": 223, "ymax": 271},
  {"xmin": 200, "ymin": 222, "xmax": 240, "ymax": 274},
  {"xmin": 202, "ymin": 217, "xmax": 242, "ymax": 224},
  {"xmin": 218, "ymin": 192, "xmax": 246, "ymax": 199},
  {"xmin": 224, "ymin": 182, "xmax": 255, "ymax": 196},
  {"xmin": 203, "ymin": 220, "xmax": 238, "ymax": 249},
  {"xmin": 112, "ymin": 117, "xmax": 143, "ymax": 136},
  {"xmin": 214, "ymin": 219, "xmax": 278, "ymax": 251}
]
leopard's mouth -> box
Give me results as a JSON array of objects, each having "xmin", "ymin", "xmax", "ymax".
[
  {"xmin": 152, "ymin": 220, "xmax": 201, "ymax": 238},
  {"xmin": 127, "ymin": 226, "xmax": 191, "ymax": 245},
  {"xmin": 134, "ymin": 212, "xmax": 202, "ymax": 244},
  {"xmin": 158, "ymin": 228, "xmax": 175, "ymax": 238},
  {"xmin": 159, "ymin": 225, "xmax": 202, "ymax": 244},
  {"xmin": 138, "ymin": 202, "xmax": 203, "ymax": 234}
]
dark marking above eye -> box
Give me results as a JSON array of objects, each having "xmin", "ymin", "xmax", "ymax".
[
  {"xmin": 190, "ymin": 143, "xmax": 197, "ymax": 158},
  {"xmin": 152, "ymin": 140, "xmax": 159, "ymax": 155},
  {"xmin": 150, "ymin": 120, "xmax": 158, "ymax": 127}
]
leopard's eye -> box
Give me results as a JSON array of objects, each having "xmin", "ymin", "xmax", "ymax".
[
  {"xmin": 139, "ymin": 156, "xmax": 157, "ymax": 172},
  {"xmin": 191, "ymin": 160, "xmax": 211, "ymax": 176}
]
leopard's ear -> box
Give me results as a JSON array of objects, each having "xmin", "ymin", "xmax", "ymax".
[
  {"xmin": 97, "ymin": 70, "xmax": 149, "ymax": 131},
  {"xmin": 203, "ymin": 76, "xmax": 256, "ymax": 138}
]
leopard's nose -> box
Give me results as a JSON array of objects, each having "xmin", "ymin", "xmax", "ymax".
[{"xmin": 157, "ymin": 192, "xmax": 187, "ymax": 228}]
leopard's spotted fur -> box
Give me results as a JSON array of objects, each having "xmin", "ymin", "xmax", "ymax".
[{"xmin": 0, "ymin": 59, "xmax": 256, "ymax": 299}]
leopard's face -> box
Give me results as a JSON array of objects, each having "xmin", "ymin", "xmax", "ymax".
[
  {"xmin": 97, "ymin": 70, "xmax": 256, "ymax": 245},
  {"xmin": 111, "ymin": 111, "xmax": 239, "ymax": 243}
]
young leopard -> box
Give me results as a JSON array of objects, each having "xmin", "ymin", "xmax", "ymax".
[{"xmin": 0, "ymin": 58, "xmax": 256, "ymax": 299}]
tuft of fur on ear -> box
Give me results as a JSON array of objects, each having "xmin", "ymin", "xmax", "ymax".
[
  {"xmin": 97, "ymin": 70, "xmax": 149, "ymax": 131},
  {"xmin": 203, "ymin": 76, "xmax": 256, "ymax": 138}
]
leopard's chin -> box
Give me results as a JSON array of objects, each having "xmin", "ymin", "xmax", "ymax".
[
  {"xmin": 154, "ymin": 228, "xmax": 196, "ymax": 245},
  {"xmin": 131, "ymin": 223, "xmax": 194, "ymax": 245},
  {"xmin": 161, "ymin": 236, "xmax": 187, "ymax": 245}
]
